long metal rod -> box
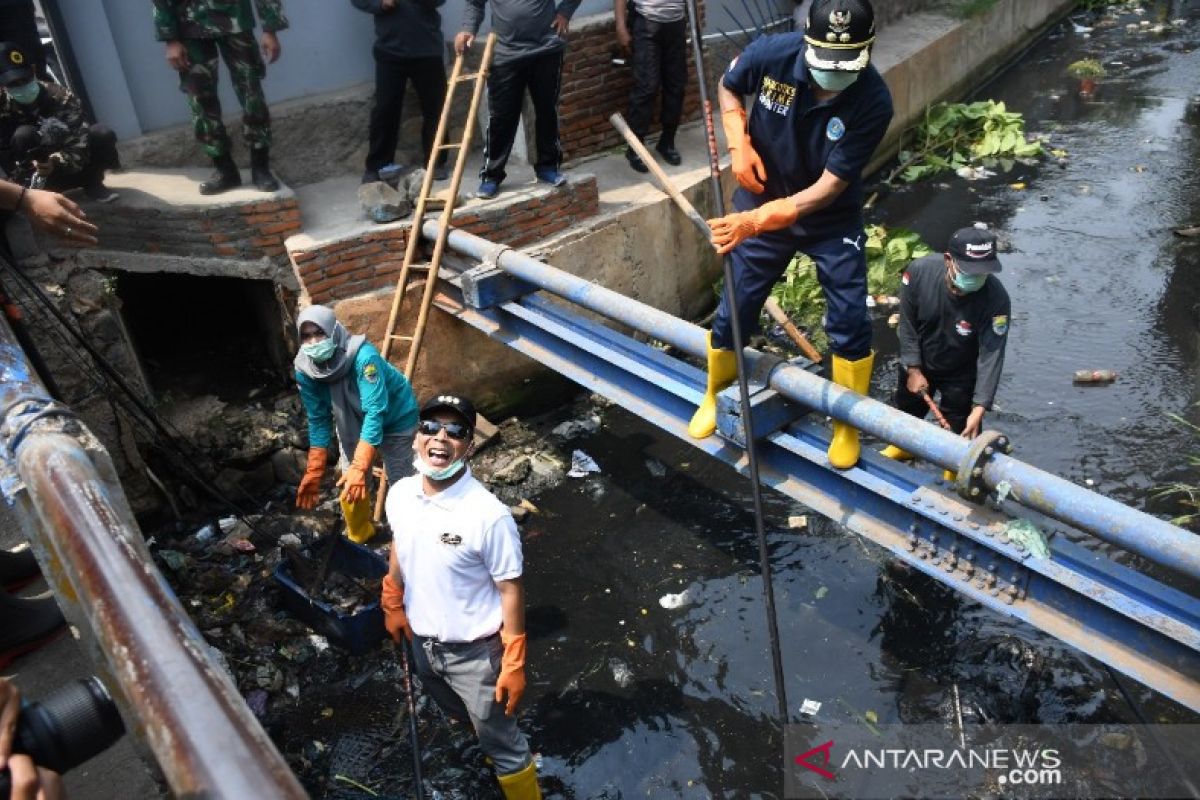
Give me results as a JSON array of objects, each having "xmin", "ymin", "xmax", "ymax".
[
  {"xmin": 423, "ymin": 220, "xmax": 1200, "ymax": 585},
  {"xmin": 683, "ymin": 0, "xmax": 789, "ymax": 725},
  {"xmin": 0, "ymin": 318, "xmax": 306, "ymax": 798}
]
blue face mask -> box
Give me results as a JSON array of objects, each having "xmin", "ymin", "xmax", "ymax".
[
  {"xmin": 6, "ymin": 80, "xmax": 40, "ymax": 105},
  {"xmin": 809, "ymin": 68, "xmax": 859, "ymax": 92},
  {"xmin": 953, "ymin": 271, "xmax": 988, "ymax": 293},
  {"xmin": 301, "ymin": 338, "xmax": 337, "ymax": 362},
  {"xmin": 413, "ymin": 455, "xmax": 465, "ymax": 482}
]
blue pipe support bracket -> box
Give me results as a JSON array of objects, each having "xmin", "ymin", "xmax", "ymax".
[{"xmin": 428, "ymin": 221, "xmax": 1200, "ymax": 585}]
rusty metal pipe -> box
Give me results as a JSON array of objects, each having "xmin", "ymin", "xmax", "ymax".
[{"xmin": 0, "ymin": 317, "xmax": 306, "ymax": 798}]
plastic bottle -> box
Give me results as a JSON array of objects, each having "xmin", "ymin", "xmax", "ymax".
[{"xmin": 1073, "ymin": 369, "xmax": 1117, "ymax": 384}]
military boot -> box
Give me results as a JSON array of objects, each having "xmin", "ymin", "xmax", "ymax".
[
  {"xmin": 250, "ymin": 147, "xmax": 280, "ymax": 192},
  {"xmin": 199, "ymin": 153, "xmax": 242, "ymax": 195}
]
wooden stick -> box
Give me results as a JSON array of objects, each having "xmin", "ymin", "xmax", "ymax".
[
  {"xmin": 921, "ymin": 389, "xmax": 954, "ymax": 431},
  {"xmin": 609, "ymin": 112, "xmax": 823, "ymax": 363}
]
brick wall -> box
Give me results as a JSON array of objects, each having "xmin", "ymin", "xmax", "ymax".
[
  {"xmin": 558, "ymin": 9, "xmax": 704, "ymax": 162},
  {"xmin": 77, "ymin": 196, "xmax": 302, "ymax": 263},
  {"xmin": 290, "ymin": 175, "xmax": 600, "ymax": 306}
]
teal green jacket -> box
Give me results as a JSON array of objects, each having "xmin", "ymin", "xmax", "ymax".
[{"xmin": 295, "ymin": 343, "xmax": 417, "ymax": 449}]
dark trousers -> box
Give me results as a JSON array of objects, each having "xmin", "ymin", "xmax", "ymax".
[
  {"xmin": 625, "ymin": 14, "xmax": 687, "ymax": 141},
  {"xmin": 366, "ymin": 55, "xmax": 448, "ymax": 173},
  {"xmin": 892, "ymin": 365, "xmax": 975, "ymax": 434},
  {"xmin": 9, "ymin": 124, "xmax": 118, "ymax": 191},
  {"xmin": 711, "ymin": 226, "xmax": 872, "ymax": 359},
  {"xmin": 481, "ymin": 50, "xmax": 564, "ymax": 183}
]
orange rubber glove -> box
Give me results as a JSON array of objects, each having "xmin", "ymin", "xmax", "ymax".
[
  {"xmin": 295, "ymin": 447, "xmax": 328, "ymax": 510},
  {"xmin": 495, "ymin": 631, "xmax": 527, "ymax": 716},
  {"xmin": 721, "ymin": 107, "xmax": 766, "ymax": 194},
  {"xmin": 381, "ymin": 574, "xmax": 412, "ymax": 642},
  {"xmin": 707, "ymin": 197, "xmax": 799, "ymax": 254},
  {"xmin": 336, "ymin": 440, "xmax": 376, "ymax": 504}
]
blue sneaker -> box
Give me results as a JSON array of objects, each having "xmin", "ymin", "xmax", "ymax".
[
  {"xmin": 535, "ymin": 168, "xmax": 567, "ymax": 187},
  {"xmin": 476, "ymin": 179, "xmax": 501, "ymax": 199}
]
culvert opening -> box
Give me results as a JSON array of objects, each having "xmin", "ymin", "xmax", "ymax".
[{"xmin": 116, "ymin": 272, "xmax": 291, "ymax": 403}]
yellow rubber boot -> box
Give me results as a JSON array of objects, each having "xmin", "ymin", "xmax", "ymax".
[
  {"xmin": 880, "ymin": 444, "xmax": 914, "ymax": 461},
  {"xmin": 497, "ymin": 760, "xmax": 542, "ymax": 800},
  {"xmin": 687, "ymin": 333, "xmax": 739, "ymax": 439},
  {"xmin": 828, "ymin": 352, "xmax": 874, "ymax": 469},
  {"xmin": 339, "ymin": 496, "xmax": 376, "ymax": 544}
]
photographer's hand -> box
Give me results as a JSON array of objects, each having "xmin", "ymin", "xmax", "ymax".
[{"xmin": 1, "ymin": 679, "xmax": 65, "ymax": 800}]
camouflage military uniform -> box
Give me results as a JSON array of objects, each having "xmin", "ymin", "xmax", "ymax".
[
  {"xmin": 0, "ymin": 82, "xmax": 92, "ymax": 185},
  {"xmin": 152, "ymin": 0, "xmax": 289, "ymax": 158}
]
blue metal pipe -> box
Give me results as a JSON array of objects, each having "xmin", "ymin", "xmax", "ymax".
[{"xmin": 430, "ymin": 222, "xmax": 1200, "ymax": 583}]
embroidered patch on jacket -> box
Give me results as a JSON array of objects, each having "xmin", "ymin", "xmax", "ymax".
[
  {"xmin": 826, "ymin": 117, "xmax": 846, "ymax": 142},
  {"xmin": 955, "ymin": 320, "xmax": 973, "ymax": 337},
  {"xmin": 992, "ymin": 314, "xmax": 1009, "ymax": 336},
  {"xmin": 440, "ymin": 532, "xmax": 462, "ymax": 547},
  {"xmin": 901, "ymin": 271, "xmax": 910, "ymax": 285},
  {"xmin": 757, "ymin": 75, "xmax": 795, "ymax": 116},
  {"xmin": 363, "ymin": 363, "xmax": 379, "ymax": 383}
]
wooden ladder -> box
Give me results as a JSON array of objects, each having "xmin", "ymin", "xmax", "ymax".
[{"xmin": 373, "ymin": 32, "xmax": 498, "ymax": 522}]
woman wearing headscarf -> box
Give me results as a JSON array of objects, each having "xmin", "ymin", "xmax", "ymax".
[{"xmin": 293, "ymin": 305, "xmax": 419, "ymax": 543}]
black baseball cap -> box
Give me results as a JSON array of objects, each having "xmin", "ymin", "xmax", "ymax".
[
  {"xmin": 804, "ymin": 0, "xmax": 876, "ymax": 72},
  {"xmin": 420, "ymin": 393, "xmax": 476, "ymax": 431},
  {"xmin": 0, "ymin": 42, "xmax": 32, "ymax": 86},
  {"xmin": 947, "ymin": 228, "xmax": 1003, "ymax": 274}
]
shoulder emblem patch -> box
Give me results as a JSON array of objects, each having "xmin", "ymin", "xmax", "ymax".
[
  {"xmin": 901, "ymin": 271, "xmax": 910, "ymax": 285},
  {"xmin": 826, "ymin": 116, "xmax": 846, "ymax": 142},
  {"xmin": 992, "ymin": 314, "xmax": 1009, "ymax": 336},
  {"xmin": 363, "ymin": 362, "xmax": 379, "ymax": 383}
]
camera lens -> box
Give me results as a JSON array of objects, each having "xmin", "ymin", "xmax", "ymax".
[{"xmin": 14, "ymin": 677, "xmax": 125, "ymax": 773}]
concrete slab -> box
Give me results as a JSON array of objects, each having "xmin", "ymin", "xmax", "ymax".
[{"xmin": 100, "ymin": 168, "xmax": 295, "ymax": 210}]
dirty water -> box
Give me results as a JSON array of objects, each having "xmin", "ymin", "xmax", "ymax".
[{"xmin": 140, "ymin": 4, "xmax": 1200, "ymax": 798}]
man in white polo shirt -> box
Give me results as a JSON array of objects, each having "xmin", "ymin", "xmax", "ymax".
[{"xmin": 381, "ymin": 393, "xmax": 540, "ymax": 800}]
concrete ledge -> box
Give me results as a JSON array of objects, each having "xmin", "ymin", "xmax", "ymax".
[
  {"xmin": 287, "ymin": 173, "xmax": 601, "ymax": 306},
  {"xmin": 58, "ymin": 169, "xmax": 301, "ymax": 271}
]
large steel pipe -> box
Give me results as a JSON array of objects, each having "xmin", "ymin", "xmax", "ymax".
[
  {"xmin": 0, "ymin": 319, "xmax": 306, "ymax": 798},
  {"xmin": 428, "ymin": 222, "xmax": 1200, "ymax": 583}
]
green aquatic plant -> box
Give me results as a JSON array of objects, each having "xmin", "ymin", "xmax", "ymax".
[
  {"xmin": 768, "ymin": 225, "xmax": 932, "ymax": 350},
  {"xmin": 885, "ymin": 100, "xmax": 1044, "ymax": 185},
  {"xmin": 1153, "ymin": 413, "xmax": 1200, "ymax": 528},
  {"xmin": 1066, "ymin": 58, "xmax": 1107, "ymax": 79}
]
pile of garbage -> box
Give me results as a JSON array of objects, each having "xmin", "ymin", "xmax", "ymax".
[{"xmin": 142, "ymin": 391, "xmax": 616, "ymax": 796}]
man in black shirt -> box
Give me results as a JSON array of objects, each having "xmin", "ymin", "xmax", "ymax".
[{"xmin": 882, "ymin": 227, "xmax": 1010, "ymax": 462}]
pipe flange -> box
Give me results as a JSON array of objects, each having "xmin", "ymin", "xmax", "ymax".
[{"xmin": 954, "ymin": 429, "xmax": 1013, "ymax": 503}]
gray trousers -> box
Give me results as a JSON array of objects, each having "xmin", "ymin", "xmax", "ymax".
[
  {"xmin": 337, "ymin": 428, "xmax": 415, "ymax": 495},
  {"xmin": 411, "ymin": 633, "xmax": 532, "ymax": 775}
]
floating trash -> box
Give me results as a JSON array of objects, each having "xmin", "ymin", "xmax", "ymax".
[
  {"xmin": 567, "ymin": 450, "xmax": 601, "ymax": 478},
  {"xmin": 659, "ymin": 590, "xmax": 691, "ymax": 609},
  {"xmin": 799, "ymin": 698, "xmax": 822, "ymax": 716},
  {"xmin": 1073, "ymin": 369, "xmax": 1117, "ymax": 384}
]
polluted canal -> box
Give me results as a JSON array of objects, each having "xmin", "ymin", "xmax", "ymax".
[{"xmin": 148, "ymin": 3, "xmax": 1200, "ymax": 798}]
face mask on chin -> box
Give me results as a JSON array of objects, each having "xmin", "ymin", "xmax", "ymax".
[
  {"xmin": 412, "ymin": 455, "xmax": 465, "ymax": 482},
  {"xmin": 301, "ymin": 338, "xmax": 337, "ymax": 362},
  {"xmin": 6, "ymin": 80, "xmax": 40, "ymax": 105},
  {"xmin": 809, "ymin": 68, "xmax": 859, "ymax": 92},
  {"xmin": 952, "ymin": 271, "xmax": 987, "ymax": 293}
]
